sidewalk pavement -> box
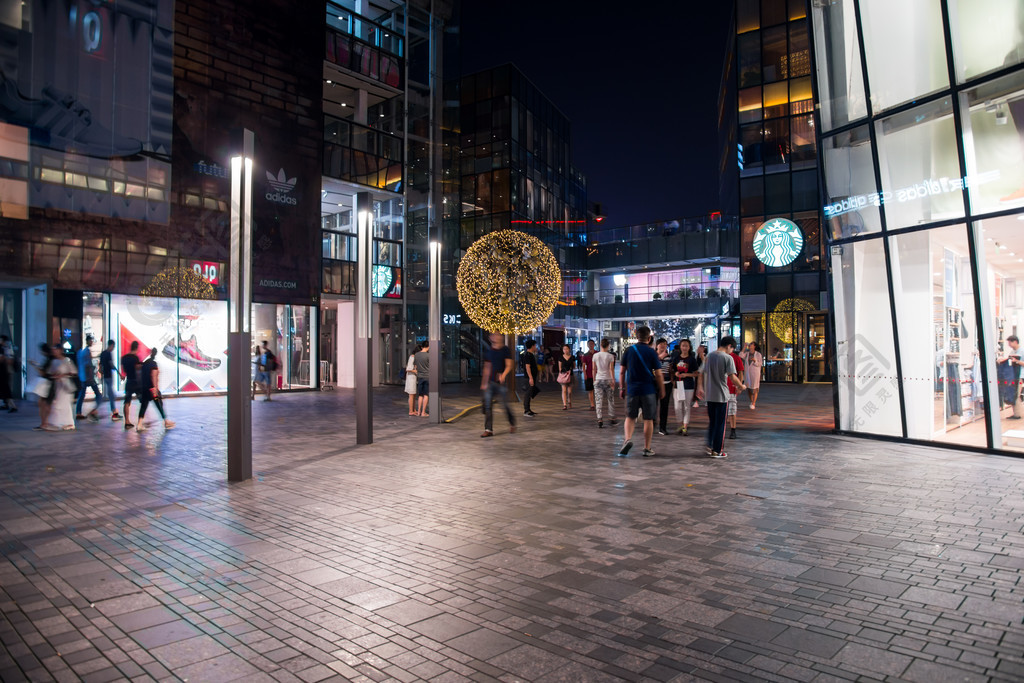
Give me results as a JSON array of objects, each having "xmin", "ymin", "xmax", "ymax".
[{"xmin": 0, "ymin": 381, "xmax": 1022, "ymax": 682}]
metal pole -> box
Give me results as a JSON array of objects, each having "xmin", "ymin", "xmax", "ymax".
[
  {"xmin": 355, "ymin": 191, "xmax": 373, "ymax": 444},
  {"xmin": 429, "ymin": 240, "xmax": 442, "ymax": 423},
  {"xmin": 228, "ymin": 129, "xmax": 254, "ymax": 482}
]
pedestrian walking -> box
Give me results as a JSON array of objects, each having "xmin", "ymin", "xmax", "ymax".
[
  {"xmin": 557, "ymin": 344, "xmax": 576, "ymax": 409},
  {"xmin": 617, "ymin": 326, "xmax": 664, "ymax": 457},
  {"xmin": 743, "ymin": 342, "xmax": 763, "ymax": 409},
  {"xmin": 655, "ymin": 338, "xmax": 673, "ymax": 435},
  {"xmin": 521, "ymin": 339, "xmax": 540, "ymax": 417},
  {"xmin": 414, "ymin": 341, "xmax": 430, "ymax": 416},
  {"xmin": 0, "ymin": 335, "xmax": 17, "ymax": 412},
  {"xmin": 693, "ymin": 343, "xmax": 708, "ymax": 409},
  {"xmin": 28, "ymin": 343, "xmax": 57, "ymax": 430},
  {"xmin": 49, "ymin": 346, "xmax": 77, "ymax": 430},
  {"xmin": 256, "ymin": 340, "xmax": 277, "ymax": 401},
  {"xmin": 672, "ymin": 338, "xmax": 700, "ymax": 436},
  {"xmin": 593, "ymin": 338, "xmax": 617, "ymax": 428},
  {"xmin": 98, "ymin": 340, "xmax": 121, "ymax": 421},
  {"xmin": 582, "ymin": 340, "xmax": 596, "ymax": 410},
  {"xmin": 136, "ymin": 347, "xmax": 175, "ymax": 431},
  {"xmin": 120, "ymin": 341, "xmax": 144, "ymax": 429},
  {"xmin": 481, "ymin": 333, "xmax": 516, "ymax": 437},
  {"xmin": 75, "ymin": 335, "xmax": 104, "ymax": 422},
  {"xmin": 696, "ymin": 336, "xmax": 746, "ymax": 459},
  {"xmin": 405, "ymin": 343, "xmax": 421, "ymax": 415},
  {"xmin": 727, "ymin": 347, "xmax": 745, "ymax": 440}
]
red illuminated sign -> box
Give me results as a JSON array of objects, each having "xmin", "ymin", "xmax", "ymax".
[{"xmin": 189, "ymin": 260, "xmax": 221, "ymax": 285}]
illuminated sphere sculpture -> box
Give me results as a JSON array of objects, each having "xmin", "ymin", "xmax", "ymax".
[
  {"xmin": 768, "ymin": 297, "xmax": 816, "ymax": 344},
  {"xmin": 457, "ymin": 230, "xmax": 562, "ymax": 334},
  {"xmin": 141, "ymin": 266, "xmax": 217, "ymax": 300}
]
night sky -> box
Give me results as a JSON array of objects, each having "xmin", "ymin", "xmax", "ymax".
[{"xmin": 458, "ymin": 1, "xmax": 735, "ymax": 227}]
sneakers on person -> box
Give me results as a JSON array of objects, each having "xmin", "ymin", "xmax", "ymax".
[
  {"xmin": 709, "ymin": 451, "xmax": 728, "ymax": 459},
  {"xmin": 598, "ymin": 420, "xmax": 603, "ymax": 428},
  {"xmin": 480, "ymin": 430, "xmax": 493, "ymax": 438},
  {"xmin": 111, "ymin": 413, "xmax": 122, "ymax": 421},
  {"xmin": 657, "ymin": 429, "xmax": 667, "ymax": 436},
  {"xmin": 729, "ymin": 429, "xmax": 737, "ymax": 439},
  {"xmin": 509, "ymin": 426, "xmax": 516, "ymax": 434},
  {"xmin": 750, "ymin": 404, "xmax": 755, "ymax": 410},
  {"xmin": 618, "ymin": 440, "xmax": 633, "ymax": 456},
  {"xmin": 642, "ymin": 448, "xmax": 655, "ymax": 457},
  {"xmin": 124, "ymin": 422, "xmax": 134, "ymax": 430},
  {"xmin": 164, "ymin": 421, "xmax": 175, "ymax": 430},
  {"xmin": 705, "ymin": 445, "xmax": 713, "ymax": 456},
  {"xmin": 609, "ymin": 419, "xmax": 619, "ymax": 426},
  {"xmin": 88, "ymin": 413, "xmax": 100, "ymax": 423},
  {"xmin": 523, "ymin": 411, "xmax": 534, "ymax": 417},
  {"xmin": 75, "ymin": 414, "xmax": 86, "ymax": 421}
]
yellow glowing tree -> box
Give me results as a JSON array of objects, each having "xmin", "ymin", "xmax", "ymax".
[{"xmin": 456, "ymin": 230, "xmax": 562, "ymax": 334}]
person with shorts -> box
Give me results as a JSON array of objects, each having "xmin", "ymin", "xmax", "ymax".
[
  {"xmin": 617, "ymin": 326, "xmax": 664, "ymax": 457},
  {"xmin": 120, "ymin": 341, "xmax": 143, "ymax": 429},
  {"xmin": 582, "ymin": 339, "xmax": 596, "ymax": 410},
  {"xmin": 414, "ymin": 340, "xmax": 430, "ymax": 416}
]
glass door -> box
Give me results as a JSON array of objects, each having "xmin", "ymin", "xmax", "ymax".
[{"xmin": 806, "ymin": 313, "xmax": 829, "ymax": 382}]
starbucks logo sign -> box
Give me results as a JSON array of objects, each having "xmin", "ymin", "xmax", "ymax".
[{"xmin": 752, "ymin": 218, "xmax": 804, "ymax": 267}]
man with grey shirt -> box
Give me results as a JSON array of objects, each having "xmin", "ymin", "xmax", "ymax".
[
  {"xmin": 696, "ymin": 336, "xmax": 746, "ymax": 459},
  {"xmin": 413, "ymin": 341, "xmax": 430, "ymax": 417}
]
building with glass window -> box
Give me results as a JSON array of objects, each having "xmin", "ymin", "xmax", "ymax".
[
  {"xmin": 811, "ymin": 0, "xmax": 1024, "ymax": 453},
  {"xmin": 721, "ymin": 0, "xmax": 830, "ymax": 384}
]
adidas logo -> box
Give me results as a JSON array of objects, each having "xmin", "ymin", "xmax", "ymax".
[
  {"xmin": 265, "ymin": 168, "xmax": 298, "ymax": 205},
  {"xmin": 266, "ymin": 168, "xmax": 296, "ymax": 193}
]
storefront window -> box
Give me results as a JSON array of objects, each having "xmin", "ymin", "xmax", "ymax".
[
  {"xmin": 822, "ymin": 126, "xmax": 881, "ymax": 239},
  {"xmin": 875, "ymin": 98, "xmax": 965, "ymax": 230},
  {"xmin": 810, "ymin": 0, "xmax": 867, "ymax": 131},
  {"xmin": 950, "ymin": 0, "xmax": 1024, "ymax": 83},
  {"xmin": 831, "ymin": 239, "xmax": 901, "ymax": 436},
  {"xmin": 890, "ymin": 225, "xmax": 985, "ymax": 447},
  {"xmin": 961, "ymin": 71, "xmax": 1024, "ymax": 215},
  {"xmin": 975, "ymin": 214, "xmax": 1024, "ymax": 453},
  {"xmin": 860, "ymin": 0, "xmax": 948, "ymax": 112}
]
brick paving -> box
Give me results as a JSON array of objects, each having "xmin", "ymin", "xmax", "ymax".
[{"xmin": 0, "ymin": 382, "xmax": 1022, "ymax": 682}]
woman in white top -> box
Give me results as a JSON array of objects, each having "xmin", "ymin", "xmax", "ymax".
[
  {"xmin": 743, "ymin": 342, "xmax": 763, "ymax": 409},
  {"xmin": 405, "ymin": 344, "xmax": 421, "ymax": 415}
]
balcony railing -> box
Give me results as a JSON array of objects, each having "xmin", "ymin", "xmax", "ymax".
[
  {"xmin": 326, "ymin": 1, "xmax": 403, "ymax": 56},
  {"xmin": 325, "ymin": 3, "xmax": 404, "ymax": 90},
  {"xmin": 588, "ymin": 282, "xmax": 739, "ymax": 306},
  {"xmin": 323, "ymin": 116, "xmax": 403, "ymax": 191}
]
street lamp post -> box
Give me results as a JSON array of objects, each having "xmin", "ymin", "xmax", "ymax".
[
  {"xmin": 228, "ymin": 128, "xmax": 254, "ymax": 482},
  {"xmin": 429, "ymin": 240, "xmax": 441, "ymax": 423},
  {"xmin": 355, "ymin": 191, "xmax": 373, "ymax": 444}
]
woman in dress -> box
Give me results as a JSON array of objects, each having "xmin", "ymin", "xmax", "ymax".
[
  {"xmin": 557, "ymin": 344, "xmax": 576, "ymax": 409},
  {"xmin": 744, "ymin": 342, "xmax": 763, "ymax": 409},
  {"xmin": 47, "ymin": 346, "xmax": 77, "ymax": 430},
  {"xmin": 405, "ymin": 344, "xmax": 421, "ymax": 415}
]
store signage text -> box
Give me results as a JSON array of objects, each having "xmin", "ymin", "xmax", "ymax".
[
  {"xmin": 258, "ymin": 279, "xmax": 298, "ymax": 289},
  {"xmin": 189, "ymin": 260, "xmax": 221, "ymax": 285},
  {"xmin": 823, "ymin": 170, "xmax": 1001, "ymax": 218},
  {"xmin": 194, "ymin": 160, "xmax": 229, "ymax": 178},
  {"xmin": 443, "ymin": 314, "xmax": 462, "ymax": 325},
  {"xmin": 752, "ymin": 218, "xmax": 804, "ymax": 267}
]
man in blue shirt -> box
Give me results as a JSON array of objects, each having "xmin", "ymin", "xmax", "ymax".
[
  {"xmin": 481, "ymin": 333, "xmax": 516, "ymax": 437},
  {"xmin": 617, "ymin": 326, "xmax": 664, "ymax": 456},
  {"xmin": 75, "ymin": 335, "xmax": 104, "ymax": 422}
]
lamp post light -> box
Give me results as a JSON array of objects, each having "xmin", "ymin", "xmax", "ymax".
[
  {"xmin": 228, "ymin": 129, "xmax": 254, "ymax": 482},
  {"xmin": 355, "ymin": 191, "xmax": 373, "ymax": 444},
  {"xmin": 428, "ymin": 240, "xmax": 441, "ymax": 423}
]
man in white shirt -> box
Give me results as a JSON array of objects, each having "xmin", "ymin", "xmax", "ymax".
[{"xmin": 592, "ymin": 338, "xmax": 617, "ymax": 428}]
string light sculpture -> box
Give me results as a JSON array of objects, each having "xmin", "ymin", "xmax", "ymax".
[
  {"xmin": 457, "ymin": 230, "xmax": 562, "ymax": 334},
  {"xmin": 767, "ymin": 297, "xmax": 816, "ymax": 344},
  {"xmin": 141, "ymin": 266, "xmax": 217, "ymax": 300}
]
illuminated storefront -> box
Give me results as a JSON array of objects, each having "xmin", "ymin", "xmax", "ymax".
[{"xmin": 812, "ymin": 0, "xmax": 1024, "ymax": 452}]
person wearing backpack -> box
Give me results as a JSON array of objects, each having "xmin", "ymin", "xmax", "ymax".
[{"xmin": 257, "ymin": 340, "xmax": 278, "ymax": 401}]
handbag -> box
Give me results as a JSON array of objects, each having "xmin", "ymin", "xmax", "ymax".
[
  {"xmin": 557, "ymin": 370, "xmax": 571, "ymax": 385},
  {"xmin": 29, "ymin": 376, "xmax": 51, "ymax": 398}
]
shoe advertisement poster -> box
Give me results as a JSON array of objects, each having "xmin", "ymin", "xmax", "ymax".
[
  {"xmin": 110, "ymin": 294, "xmax": 227, "ymax": 395},
  {"xmin": 0, "ymin": 0, "xmax": 174, "ymax": 222}
]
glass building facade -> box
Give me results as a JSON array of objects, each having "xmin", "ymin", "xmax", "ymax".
[
  {"xmin": 730, "ymin": 0, "xmax": 830, "ymax": 384},
  {"xmin": 812, "ymin": 0, "xmax": 1024, "ymax": 452}
]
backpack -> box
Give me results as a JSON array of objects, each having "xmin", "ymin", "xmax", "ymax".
[{"xmin": 265, "ymin": 351, "xmax": 278, "ymax": 372}]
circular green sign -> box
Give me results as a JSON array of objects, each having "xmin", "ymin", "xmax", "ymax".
[{"xmin": 752, "ymin": 218, "xmax": 804, "ymax": 267}]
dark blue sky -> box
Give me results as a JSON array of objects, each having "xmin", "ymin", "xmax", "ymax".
[{"xmin": 459, "ymin": 1, "xmax": 735, "ymax": 226}]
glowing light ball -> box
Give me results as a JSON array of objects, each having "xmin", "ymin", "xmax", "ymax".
[{"xmin": 456, "ymin": 230, "xmax": 562, "ymax": 334}]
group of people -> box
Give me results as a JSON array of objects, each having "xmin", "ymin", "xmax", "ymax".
[
  {"xmin": 25, "ymin": 336, "xmax": 174, "ymax": 432},
  {"xmin": 470, "ymin": 330, "xmax": 765, "ymax": 459}
]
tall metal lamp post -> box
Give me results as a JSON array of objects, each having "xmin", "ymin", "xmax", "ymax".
[
  {"xmin": 355, "ymin": 192, "xmax": 373, "ymax": 444},
  {"xmin": 429, "ymin": 240, "xmax": 442, "ymax": 423},
  {"xmin": 228, "ymin": 129, "xmax": 254, "ymax": 482}
]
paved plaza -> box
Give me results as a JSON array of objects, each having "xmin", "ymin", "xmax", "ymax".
[{"xmin": 0, "ymin": 382, "xmax": 1022, "ymax": 682}]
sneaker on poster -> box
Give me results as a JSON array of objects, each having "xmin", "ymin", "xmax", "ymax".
[{"xmin": 163, "ymin": 335, "xmax": 221, "ymax": 371}]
